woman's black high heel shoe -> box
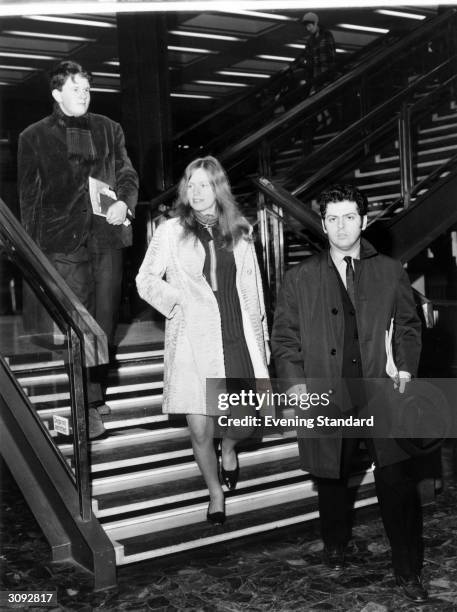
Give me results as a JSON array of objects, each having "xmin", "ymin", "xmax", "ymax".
[
  {"xmin": 207, "ymin": 497, "xmax": 225, "ymax": 526},
  {"xmin": 220, "ymin": 451, "xmax": 239, "ymax": 490}
]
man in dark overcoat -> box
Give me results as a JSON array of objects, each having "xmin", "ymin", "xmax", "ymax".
[
  {"xmin": 272, "ymin": 184, "xmax": 427, "ymax": 602},
  {"xmin": 18, "ymin": 61, "xmax": 139, "ymax": 437}
]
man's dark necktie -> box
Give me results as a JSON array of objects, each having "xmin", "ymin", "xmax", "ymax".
[{"xmin": 344, "ymin": 256, "xmax": 355, "ymax": 305}]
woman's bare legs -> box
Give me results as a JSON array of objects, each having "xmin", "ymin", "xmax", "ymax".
[
  {"xmin": 221, "ymin": 425, "xmax": 255, "ymax": 471},
  {"xmin": 186, "ymin": 414, "xmax": 224, "ymax": 513},
  {"xmin": 221, "ymin": 436, "xmax": 238, "ymax": 470}
]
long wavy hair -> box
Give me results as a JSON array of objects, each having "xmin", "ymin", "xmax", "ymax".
[{"xmin": 173, "ymin": 156, "xmax": 251, "ymax": 249}]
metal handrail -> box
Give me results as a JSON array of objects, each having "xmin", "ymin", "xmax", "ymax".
[
  {"xmin": 149, "ymin": 9, "xmax": 456, "ymax": 213},
  {"xmin": 288, "ymin": 61, "xmax": 457, "ymax": 195},
  {"xmin": 255, "ymin": 67, "xmax": 457, "ymax": 233},
  {"xmin": 219, "ymin": 13, "xmax": 455, "ymax": 169},
  {"xmin": 0, "ymin": 200, "xmax": 108, "ymax": 368},
  {"xmin": 0, "ymin": 198, "xmax": 108, "ymax": 521}
]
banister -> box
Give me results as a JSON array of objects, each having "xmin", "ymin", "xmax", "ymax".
[
  {"xmin": 0, "ymin": 199, "xmax": 108, "ymax": 368},
  {"xmin": 149, "ymin": 9, "xmax": 456, "ymax": 213},
  {"xmin": 288, "ymin": 62, "xmax": 456, "ymax": 194},
  {"xmin": 219, "ymin": 10, "xmax": 456, "ymax": 166},
  {"xmin": 174, "ymin": 24, "xmax": 420, "ymax": 147}
]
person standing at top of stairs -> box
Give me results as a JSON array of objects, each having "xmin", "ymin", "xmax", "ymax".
[
  {"xmin": 17, "ymin": 60, "xmax": 139, "ymax": 439},
  {"xmin": 136, "ymin": 155, "xmax": 271, "ymax": 526}
]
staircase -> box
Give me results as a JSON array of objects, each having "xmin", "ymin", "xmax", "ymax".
[
  {"xmin": 284, "ymin": 99, "xmax": 457, "ymax": 268},
  {"xmin": 5, "ymin": 335, "xmax": 377, "ymax": 566}
]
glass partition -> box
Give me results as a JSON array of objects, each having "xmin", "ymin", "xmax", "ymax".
[{"xmin": 0, "ymin": 226, "xmax": 92, "ymax": 520}]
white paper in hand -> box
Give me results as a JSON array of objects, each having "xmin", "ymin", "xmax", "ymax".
[{"xmin": 385, "ymin": 317, "xmax": 399, "ymax": 381}]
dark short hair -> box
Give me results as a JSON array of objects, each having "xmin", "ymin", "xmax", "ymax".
[
  {"xmin": 319, "ymin": 184, "xmax": 368, "ymax": 218},
  {"xmin": 49, "ymin": 61, "xmax": 91, "ymax": 92}
]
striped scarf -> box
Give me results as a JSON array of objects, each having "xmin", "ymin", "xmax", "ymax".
[{"xmin": 53, "ymin": 103, "xmax": 97, "ymax": 163}]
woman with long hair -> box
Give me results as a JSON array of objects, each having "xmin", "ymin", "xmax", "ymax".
[{"xmin": 136, "ymin": 156, "xmax": 270, "ymax": 524}]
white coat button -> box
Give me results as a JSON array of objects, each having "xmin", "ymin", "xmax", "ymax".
[{"xmin": 247, "ymin": 269, "xmax": 252, "ymax": 275}]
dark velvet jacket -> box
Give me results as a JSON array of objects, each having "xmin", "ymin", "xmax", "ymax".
[
  {"xmin": 18, "ymin": 111, "xmax": 139, "ymax": 254},
  {"xmin": 271, "ymin": 239, "xmax": 422, "ymax": 478}
]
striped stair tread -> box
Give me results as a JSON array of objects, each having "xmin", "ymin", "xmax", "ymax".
[
  {"xmin": 91, "ymin": 439, "xmax": 301, "ymax": 495},
  {"xmin": 93, "ymin": 455, "xmax": 304, "ymax": 517},
  {"xmin": 113, "ymin": 472, "xmax": 377, "ymax": 565}
]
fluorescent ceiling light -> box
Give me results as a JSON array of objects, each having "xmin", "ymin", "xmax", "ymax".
[
  {"xmin": 338, "ymin": 23, "xmax": 389, "ymax": 34},
  {"xmin": 91, "ymin": 87, "xmax": 119, "ymax": 93},
  {"xmin": 0, "ymin": 64, "xmax": 35, "ymax": 71},
  {"xmin": 217, "ymin": 70, "xmax": 270, "ymax": 79},
  {"xmin": 171, "ymin": 93, "xmax": 213, "ymax": 99},
  {"xmin": 0, "ymin": 2, "xmax": 455, "ymax": 18},
  {"xmin": 169, "ymin": 30, "xmax": 242, "ymax": 42},
  {"xmin": 336, "ymin": 48, "xmax": 349, "ymax": 53},
  {"xmin": 168, "ymin": 45, "xmax": 215, "ymax": 54},
  {"xmin": 257, "ymin": 54, "xmax": 295, "ymax": 62},
  {"xmin": 217, "ymin": 10, "xmax": 292, "ymax": 21},
  {"xmin": 104, "ymin": 60, "xmax": 120, "ymax": 66},
  {"xmin": 25, "ymin": 15, "xmax": 115, "ymax": 28},
  {"xmin": 3, "ymin": 30, "xmax": 94, "ymax": 42},
  {"xmin": 195, "ymin": 79, "xmax": 248, "ymax": 87},
  {"xmin": 376, "ymin": 9, "xmax": 426, "ymax": 20},
  {"xmin": 92, "ymin": 71, "xmax": 120, "ymax": 78},
  {"xmin": 287, "ymin": 43, "xmax": 306, "ymax": 49},
  {"xmin": 0, "ymin": 82, "xmax": 12, "ymax": 86},
  {"xmin": 0, "ymin": 51, "xmax": 56, "ymax": 60}
]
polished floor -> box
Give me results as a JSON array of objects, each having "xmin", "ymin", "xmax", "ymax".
[{"xmin": 1, "ymin": 444, "xmax": 456, "ymax": 612}]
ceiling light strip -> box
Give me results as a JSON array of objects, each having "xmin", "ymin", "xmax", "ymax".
[
  {"xmin": 0, "ymin": 1, "xmax": 450, "ymax": 17},
  {"xmin": 376, "ymin": 9, "xmax": 426, "ymax": 20},
  {"xmin": 169, "ymin": 30, "xmax": 242, "ymax": 42},
  {"xmin": 91, "ymin": 87, "xmax": 119, "ymax": 93},
  {"xmin": 171, "ymin": 93, "xmax": 213, "ymax": 99},
  {"xmin": 25, "ymin": 15, "xmax": 115, "ymax": 27},
  {"xmin": 0, "ymin": 64, "xmax": 36, "ymax": 71},
  {"xmin": 338, "ymin": 23, "xmax": 389, "ymax": 34},
  {"xmin": 257, "ymin": 54, "xmax": 295, "ymax": 62},
  {"xmin": 168, "ymin": 45, "xmax": 216, "ymax": 54},
  {"xmin": 195, "ymin": 80, "xmax": 248, "ymax": 87},
  {"xmin": 0, "ymin": 52, "xmax": 56, "ymax": 60},
  {"xmin": 3, "ymin": 30, "xmax": 94, "ymax": 41},
  {"xmin": 216, "ymin": 10, "xmax": 292, "ymax": 21},
  {"xmin": 92, "ymin": 71, "xmax": 121, "ymax": 78},
  {"xmin": 217, "ymin": 71, "xmax": 270, "ymax": 79}
]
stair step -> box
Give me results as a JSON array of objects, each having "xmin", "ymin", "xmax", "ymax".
[
  {"xmin": 91, "ymin": 439, "xmax": 299, "ymax": 495},
  {"xmin": 94, "ymin": 456, "xmax": 303, "ymax": 518},
  {"xmin": 113, "ymin": 472, "xmax": 377, "ymax": 565},
  {"xmin": 88, "ymin": 437, "xmax": 294, "ymax": 479},
  {"xmin": 355, "ymin": 157, "xmax": 450, "ymax": 178},
  {"xmin": 418, "ymin": 121, "xmax": 457, "ymax": 135}
]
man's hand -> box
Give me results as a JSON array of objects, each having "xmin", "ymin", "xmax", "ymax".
[
  {"xmin": 394, "ymin": 372, "xmax": 411, "ymax": 394},
  {"xmin": 106, "ymin": 200, "xmax": 128, "ymax": 225},
  {"xmin": 287, "ymin": 383, "xmax": 309, "ymax": 410}
]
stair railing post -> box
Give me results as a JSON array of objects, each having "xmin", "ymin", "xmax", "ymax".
[
  {"xmin": 257, "ymin": 190, "xmax": 272, "ymax": 290},
  {"xmin": 69, "ymin": 328, "xmax": 92, "ymax": 522},
  {"xmin": 271, "ymin": 203, "xmax": 285, "ymax": 300},
  {"xmin": 398, "ymin": 102, "xmax": 414, "ymax": 209}
]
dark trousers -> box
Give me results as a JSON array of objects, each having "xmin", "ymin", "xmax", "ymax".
[
  {"xmin": 48, "ymin": 245, "xmax": 123, "ymax": 405},
  {"xmin": 316, "ymin": 438, "xmax": 423, "ymax": 577}
]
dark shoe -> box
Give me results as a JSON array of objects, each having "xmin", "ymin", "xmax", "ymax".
[
  {"xmin": 220, "ymin": 450, "xmax": 240, "ymax": 490},
  {"xmin": 88, "ymin": 407, "xmax": 106, "ymax": 439},
  {"xmin": 96, "ymin": 403, "xmax": 111, "ymax": 416},
  {"xmin": 395, "ymin": 574, "xmax": 428, "ymax": 602},
  {"xmin": 323, "ymin": 544, "xmax": 346, "ymax": 570},
  {"xmin": 207, "ymin": 498, "xmax": 225, "ymax": 526}
]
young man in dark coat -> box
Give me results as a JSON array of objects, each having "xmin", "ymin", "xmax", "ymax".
[
  {"xmin": 271, "ymin": 184, "xmax": 427, "ymax": 602},
  {"xmin": 18, "ymin": 61, "xmax": 139, "ymax": 438}
]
